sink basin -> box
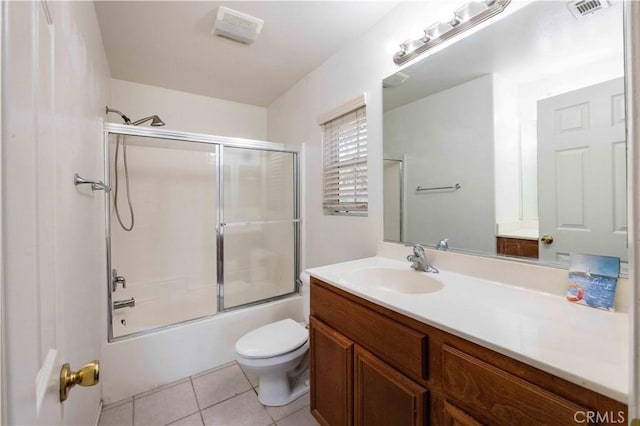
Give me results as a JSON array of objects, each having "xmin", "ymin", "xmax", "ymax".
[{"xmin": 346, "ymin": 267, "xmax": 444, "ymax": 294}]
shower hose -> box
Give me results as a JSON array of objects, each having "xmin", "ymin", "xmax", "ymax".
[{"xmin": 114, "ymin": 134, "xmax": 135, "ymax": 231}]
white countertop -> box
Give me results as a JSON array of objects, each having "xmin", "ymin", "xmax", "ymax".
[
  {"xmin": 307, "ymin": 256, "xmax": 629, "ymax": 403},
  {"xmin": 496, "ymin": 229, "xmax": 539, "ymax": 240}
]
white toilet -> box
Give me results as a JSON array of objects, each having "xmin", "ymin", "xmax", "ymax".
[{"xmin": 235, "ymin": 273, "xmax": 311, "ymax": 406}]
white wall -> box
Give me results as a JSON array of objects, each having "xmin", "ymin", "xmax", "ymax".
[
  {"xmin": 267, "ymin": 2, "xmax": 465, "ymax": 268},
  {"xmin": 493, "ymin": 74, "xmax": 522, "ymax": 225},
  {"xmin": 3, "ymin": 1, "xmax": 110, "ymax": 424},
  {"xmin": 110, "ymin": 79, "xmax": 267, "ymax": 140},
  {"xmin": 384, "ymin": 75, "xmax": 496, "ymax": 253},
  {"xmin": 383, "ymin": 160, "xmax": 402, "ymax": 241}
]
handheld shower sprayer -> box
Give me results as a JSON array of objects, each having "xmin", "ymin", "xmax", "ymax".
[{"xmin": 105, "ymin": 106, "xmax": 166, "ymax": 232}]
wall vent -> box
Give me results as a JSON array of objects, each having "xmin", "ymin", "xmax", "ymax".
[
  {"xmin": 383, "ymin": 72, "xmax": 410, "ymax": 88},
  {"xmin": 568, "ymin": 0, "xmax": 609, "ymax": 18},
  {"xmin": 211, "ymin": 6, "xmax": 264, "ymax": 45}
]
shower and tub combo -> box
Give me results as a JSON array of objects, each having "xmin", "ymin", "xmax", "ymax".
[{"xmin": 100, "ymin": 108, "xmax": 304, "ymax": 403}]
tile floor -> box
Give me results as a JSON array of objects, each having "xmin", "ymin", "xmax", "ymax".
[{"xmin": 98, "ymin": 362, "xmax": 319, "ymax": 426}]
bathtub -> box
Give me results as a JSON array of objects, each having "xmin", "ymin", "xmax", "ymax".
[{"xmin": 101, "ymin": 295, "xmax": 302, "ymax": 403}]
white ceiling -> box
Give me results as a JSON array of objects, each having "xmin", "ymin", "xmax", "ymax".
[
  {"xmin": 95, "ymin": 1, "xmax": 398, "ymax": 107},
  {"xmin": 383, "ymin": 1, "xmax": 624, "ymax": 111}
]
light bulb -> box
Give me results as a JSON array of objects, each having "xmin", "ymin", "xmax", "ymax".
[
  {"xmin": 454, "ymin": 1, "xmax": 490, "ymax": 23},
  {"xmin": 386, "ymin": 40, "xmax": 401, "ymax": 55}
]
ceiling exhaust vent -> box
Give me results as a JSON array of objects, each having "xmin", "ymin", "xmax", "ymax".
[
  {"xmin": 567, "ymin": 0, "xmax": 609, "ymax": 18},
  {"xmin": 211, "ymin": 6, "xmax": 264, "ymax": 44},
  {"xmin": 383, "ymin": 72, "xmax": 410, "ymax": 88}
]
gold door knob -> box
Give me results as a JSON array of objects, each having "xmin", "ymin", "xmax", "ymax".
[
  {"xmin": 60, "ymin": 360, "xmax": 99, "ymax": 402},
  {"xmin": 540, "ymin": 235, "xmax": 554, "ymax": 245}
]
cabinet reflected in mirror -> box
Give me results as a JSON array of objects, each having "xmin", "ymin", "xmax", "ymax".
[{"xmin": 382, "ymin": 1, "xmax": 627, "ymax": 268}]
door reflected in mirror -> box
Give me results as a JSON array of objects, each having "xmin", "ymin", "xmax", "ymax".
[{"xmin": 382, "ymin": 1, "xmax": 627, "ymax": 269}]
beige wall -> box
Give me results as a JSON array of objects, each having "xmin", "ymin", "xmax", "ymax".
[
  {"xmin": 110, "ymin": 79, "xmax": 267, "ymax": 140},
  {"xmin": 266, "ymin": 2, "xmax": 474, "ymax": 268},
  {"xmin": 384, "ymin": 75, "xmax": 497, "ymax": 253}
]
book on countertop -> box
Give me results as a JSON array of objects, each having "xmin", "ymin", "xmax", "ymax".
[{"xmin": 566, "ymin": 253, "xmax": 619, "ymax": 311}]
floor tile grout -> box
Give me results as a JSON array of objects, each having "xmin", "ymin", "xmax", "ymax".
[
  {"xmin": 238, "ymin": 364, "xmax": 256, "ymax": 388},
  {"xmin": 198, "ymin": 387, "xmax": 256, "ymax": 413},
  {"xmin": 102, "ymin": 396, "xmax": 133, "ymax": 411},
  {"xmin": 162, "ymin": 408, "xmax": 201, "ymax": 426},
  {"xmin": 279, "ymin": 404, "xmax": 311, "ymax": 423},
  {"xmin": 188, "ymin": 377, "xmax": 206, "ymax": 426},
  {"xmin": 99, "ymin": 361, "xmax": 316, "ymax": 426},
  {"xmin": 134, "ymin": 377, "xmax": 191, "ymax": 402}
]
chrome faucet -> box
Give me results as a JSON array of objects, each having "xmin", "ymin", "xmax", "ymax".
[
  {"xmin": 436, "ymin": 238, "xmax": 449, "ymax": 251},
  {"xmin": 406, "ymin": 244, "xmax": 439, "ymax": 273},
  {"xmin": 113, "ymin": 298, "xmax": 135, "ymax": 310}
]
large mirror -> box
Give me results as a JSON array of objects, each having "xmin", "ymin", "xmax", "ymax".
[{"xmin": 383, "ymin": 1, "xmax": 626, "ymax": 268}]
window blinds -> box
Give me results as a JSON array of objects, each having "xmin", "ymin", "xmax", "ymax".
[{"xmin": 322, "ymin": 105, "xmax": 368, "ymax": 215}]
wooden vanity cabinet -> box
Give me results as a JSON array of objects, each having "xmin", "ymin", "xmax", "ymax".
[
  {"xmin": 310, "ymin": 276, "xmax": 627, "ymax": 426},
  {"xmin": 354, "ymin": 345, "xmax": 427, "ymax": 426},
  {"xmin": 496, "ymin": 237, "xmax": 539, "ymax": 259},
  {"xmin": 442, "ymin": 401, "xmax": 483, "ymax": 426},
  {"xmin": 310, "ymin": 316, "xmax": 427, "ymax": 426},
  {"xmin": 310, "ymin": 317, "xmax": 354, "ymax": 426}
]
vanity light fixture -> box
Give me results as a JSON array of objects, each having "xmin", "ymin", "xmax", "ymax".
[{"xmin": 393, "ymin": 0, "xmax": 511, "ymax": 66}]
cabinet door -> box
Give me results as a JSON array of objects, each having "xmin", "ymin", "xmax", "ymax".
[
  {"xmin": 310, "ymin": 317, "xmax": 354, "ymax": 426},
  {"xmin": 443, "ymin": 401, "xmax": 484, "ymax": 426},
  {"xmin": 354, "ymin": 345, "xmax": 427, "ymax": 426}
]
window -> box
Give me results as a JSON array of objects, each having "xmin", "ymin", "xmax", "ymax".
[{"xmin": 321, "ymin": 102, "xmax": 368, "ymax": 216}]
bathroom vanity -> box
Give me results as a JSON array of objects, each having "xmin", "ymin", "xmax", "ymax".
[
  {"xmin": 495, "ymin": 237, "xmax": 538, "ymax": 259},
  {"xmin": 307, "ymin": 257, "xmax": 628, "ymax": 426}
]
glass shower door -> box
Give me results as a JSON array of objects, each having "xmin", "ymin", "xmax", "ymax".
[
  {"xmin": 108, "ymin": 134, "xmax": 218, "ymax": 338},
  {"xmin": 220, "ymin": 147, "xmax": 298, "ymax": 310}
]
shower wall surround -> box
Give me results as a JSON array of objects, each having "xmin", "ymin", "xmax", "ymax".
[{"xmin": 110, "ymin": 139, "xmax": 218, "ymax": 337}]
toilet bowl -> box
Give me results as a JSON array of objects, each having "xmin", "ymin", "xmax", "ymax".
[{"xmin": 235, "ymin": 273, "xmax": 311, "ymax": 407}]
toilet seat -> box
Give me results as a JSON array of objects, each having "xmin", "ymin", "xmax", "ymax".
[{"xmin": 235, "ymin": 318, "xmax": 308, "ymax": 359}]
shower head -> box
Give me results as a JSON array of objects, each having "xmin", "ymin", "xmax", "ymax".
[
  {"xmin": 105, "ymin": 106, "xmax": 165, "ymax": 127},
  {"xmin": 132, "ymin": 115, "xmax": 166, "ymax": 127}
]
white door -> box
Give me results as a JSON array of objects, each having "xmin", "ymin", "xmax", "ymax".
[
  {"xmin": 383, "ymin": 159, "xmax": 403, "ymax": 241},
  {"xmin": 3, "ymin": 1, "xmax": 103, "ymax": 424},
  {"xmin": 538, "ymin": 77, "xmax": 627, "ymax": 264}
]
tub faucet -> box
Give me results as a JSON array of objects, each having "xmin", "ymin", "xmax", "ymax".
[
  {"xmin": 114, "ymin": 298, "xmax": 135, "ymax": 310},
  {"xmin": 406, "ymin": 244, "xmax": 439, "ymax": 273}
]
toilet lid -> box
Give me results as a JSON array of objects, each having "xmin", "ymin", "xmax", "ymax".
[{"xmin": 236, "ymin": 319, "xmax": 308, "ymax": 358}]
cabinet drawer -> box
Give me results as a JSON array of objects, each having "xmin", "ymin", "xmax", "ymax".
[
  {"xmin": 311, "ymin": 279, "xmax": 427, "ymax": 380},
  {"xmin": 442, "ymin": 345, "xmax": 589, "ymax": 425},
  {"xmin": 496, "ymin": 237, "xmax": 539, "ymax": 259}
]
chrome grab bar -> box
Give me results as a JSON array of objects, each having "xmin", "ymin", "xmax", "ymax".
[
  {"xmin": 74, "ymin": 173, "xmax": 111, "ymax": 192},
  {"xmin": 113, "ymin": 298, "xmax": 135, "ymax": 310},
  {"xmin": 416, "ymin": 183, "xmax": 461, "ymax": 192}
]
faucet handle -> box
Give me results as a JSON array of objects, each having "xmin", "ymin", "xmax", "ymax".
[
  {"xmin": 405, "ymin": 243, "xmax": 425, "ymax": 257},
  {"xmin": 111, "ymin": 269, "xmax": 127, "ymax": 292},
  {"xmin": 436, "ymin": 238, "xmax": 449, "ymax": 250}
]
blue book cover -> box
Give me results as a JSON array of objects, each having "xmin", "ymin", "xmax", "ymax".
[{"xmin": 567, "ymin": 253, "xmax": 619, "ymax": 311}]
